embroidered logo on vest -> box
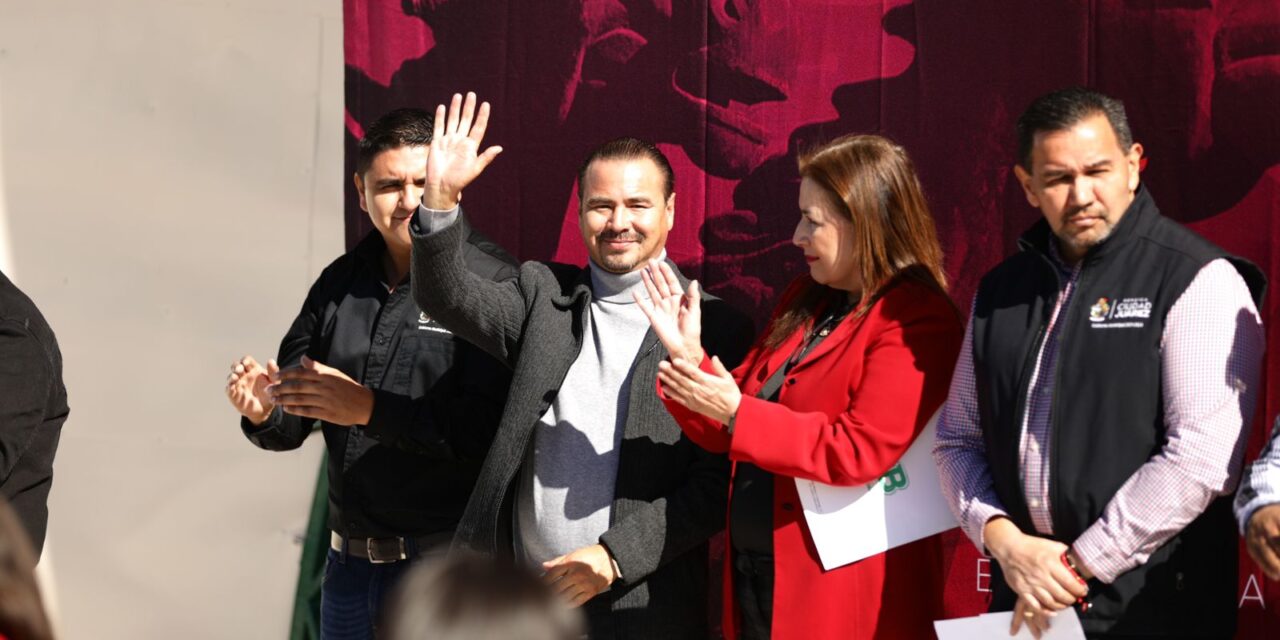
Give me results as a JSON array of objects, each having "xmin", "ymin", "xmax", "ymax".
[
  {"xmin": 1089, "ymin": 297, "xmax": 1112, "ymax": 322},
  {"xmin": 1088, "ymin": 296, "xmax": 1151, "ymax": 329}
]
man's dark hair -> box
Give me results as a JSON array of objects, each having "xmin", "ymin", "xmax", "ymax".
[
  {"xmin": 576, "ymin": 137, "xmax": 675, "ymax": 201},
  {"xmin": 356, "ymin": 108, "xmax": 434, "ymax": 176},
  {"xmin": 1016, "ymin": 87, "xmax": 1134, "ymax": 170}
]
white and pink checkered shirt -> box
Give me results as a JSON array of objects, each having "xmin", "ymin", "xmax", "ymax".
[{"xmin": 934, "ymin": 255, "xmax": 1263, "ymax": 583}]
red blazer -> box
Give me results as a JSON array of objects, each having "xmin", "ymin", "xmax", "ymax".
[{"xmin": 662, "ymin": 278, "xmax": 963, "ymax": 640}]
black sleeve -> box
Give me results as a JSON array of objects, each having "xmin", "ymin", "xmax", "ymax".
[
  {"xmin": 0, "ymin": 321, "xmax": 53, "ymax": 484},
  {"xmin": 0, "ymin": 318, "xmax": 66, "ymax": 556},
  {"xmin": 364, "ymin": 235, "xmax": 518, "ymax": 458},
  {"xmin": 599, "ymin": 426, "xmax": 731, "ymax": 584},
  {"xmin": 240, "ymin": 272, "xmax": 332, "ymax": 451},
  {"xmin": 410, "ymin": 207, "xmax": 530, "ymax": 367}
]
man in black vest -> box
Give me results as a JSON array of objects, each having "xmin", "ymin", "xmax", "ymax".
[{"xmin": 934, "ymin": 87, "xmax": 1266, "ymax": 638}]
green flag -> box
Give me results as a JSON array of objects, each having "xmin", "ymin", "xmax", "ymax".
[{"xmin": 289, "ymin": 451, "xmax": 328, "ymax": 640}]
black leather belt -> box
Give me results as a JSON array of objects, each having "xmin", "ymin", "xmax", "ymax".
[{"xmin": 330, "ymin": 531, "xmax": 451, "ymax": 564}]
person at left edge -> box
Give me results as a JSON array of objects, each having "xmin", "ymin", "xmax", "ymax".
[
  {"xmin": 224, "ymin": 108, "xmax": 517, "ymax": 640},
  {"xmin": 0, "ymin": 270, "xmax": 68, "ymax": 561}
]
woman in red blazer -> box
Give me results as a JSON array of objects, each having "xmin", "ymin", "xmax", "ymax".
[{"xmin": 635, "ymin": 134, "xmax": 963, "ymax": 639}]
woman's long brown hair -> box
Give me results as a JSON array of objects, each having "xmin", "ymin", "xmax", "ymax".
[{"xmin": 762, "ymin": 134, "xmax": 949, "ymax": 349}]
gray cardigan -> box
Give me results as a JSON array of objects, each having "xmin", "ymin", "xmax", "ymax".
[{"xmin": 411, "ymin": 211, "xmax": 754, "ymax": 638}]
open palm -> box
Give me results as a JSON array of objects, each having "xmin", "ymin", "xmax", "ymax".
[
  {"xmin": 423, "ymin": 91, "xmax": 503, "ymax": 210},
  {"xmin": 634, "ymin": 259, "xmax": 704, "ymax": 364}
]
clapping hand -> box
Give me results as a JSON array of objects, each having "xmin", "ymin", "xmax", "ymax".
[
  {"xmin": 633, "ymin": 259, "xmax": 704, "ymax": 365},
  {"xmin": 269, "ymin": 355, "xmax": 375, "ymax": 427},
  {"xmin": 657, "ymin": 356, "xmax": 742, "ymax": 426},
  {"xmin": 226, "ymin": 355, "xmax": 279, "ymax": 425},
  {"xmin": 633, "ymin": 260, "xmax": 742, "ymax": 425},
  {"xmin": 423, "ymin": 91, "xmax": 503, "ymax": 210}
]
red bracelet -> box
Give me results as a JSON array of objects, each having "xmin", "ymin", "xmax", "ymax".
[{"xmin": 1060, "ymin": 551, "xmax": 1091, "ymax": 612}]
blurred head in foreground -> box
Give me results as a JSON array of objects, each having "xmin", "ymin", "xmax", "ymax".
[{"xmin": 384, "ymin": 555, "xmax": 584, "ymax": 640}]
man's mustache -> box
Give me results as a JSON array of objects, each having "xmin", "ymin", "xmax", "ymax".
[
  {"xmin": 598, "ymin": 232, "xmax": 646, "ymax": 243},
  {"xmin": 1065, "ymin": 205, "xmax": 1103, "ymax": 220}
]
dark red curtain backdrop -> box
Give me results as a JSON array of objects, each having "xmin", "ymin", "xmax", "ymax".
[{"xmin": 344, "ymin": 1, "xmax": 1279, "ymax": 636}]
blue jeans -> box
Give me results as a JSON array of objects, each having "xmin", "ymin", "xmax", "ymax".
[{"xmin": 320, "ymin": 548, "xmax": 412, "ymax": 640}]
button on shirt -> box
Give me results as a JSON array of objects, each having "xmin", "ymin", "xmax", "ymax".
[
  {"xmin": 935, "ymin": 252, "xmax": 1263, "ymax": 583},
  {"xmin": 242, "ymin": 230, "xmax": 516, "ymax": 538}
]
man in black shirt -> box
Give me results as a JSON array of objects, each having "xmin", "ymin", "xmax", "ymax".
[
  {"xmin": 225, "ymin": 108, "xmax": 516, "ymax": 639},
  {"xmin": 0, "ymin": 270, "xmax": 68, "ymax": 560}
]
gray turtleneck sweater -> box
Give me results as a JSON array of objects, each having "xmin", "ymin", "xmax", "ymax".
[
  {"xmin": 416, "ymin": 205, "xmax": 658, "ymax": 565},
  {"xmin": 515, "ymin": 256, "xmax": 659, "ymax": 565}
]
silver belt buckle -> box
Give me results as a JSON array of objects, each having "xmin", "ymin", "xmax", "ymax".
[{"xmin": 366, "ymin": 537, "xmax": 407, "ymax": 564}]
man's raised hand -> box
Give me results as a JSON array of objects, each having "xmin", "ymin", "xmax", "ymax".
[{"xmin": 423, "ymin": 92, "xmax": 503, "ymax": 210}]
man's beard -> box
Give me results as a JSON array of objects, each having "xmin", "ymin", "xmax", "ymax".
[
  {"xmin": 1057, "ymin": 207, "xmax": 1115, "ymax": 254},
  {"xmin": 596, "ymin": 231, "xmax": 647, "ymax": 273},
  {"xmin": 1060, "ymin": 225, "xmax": 1115, "ymax": 252}
]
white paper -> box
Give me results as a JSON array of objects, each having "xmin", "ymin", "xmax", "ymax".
[
  {"xmin": 934, "ymin": 609, "xmax": 1086, "ymax": 640},
  {"xmin": 794, "ymin": 412, "xmax": 957, "ymax": 570}
]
